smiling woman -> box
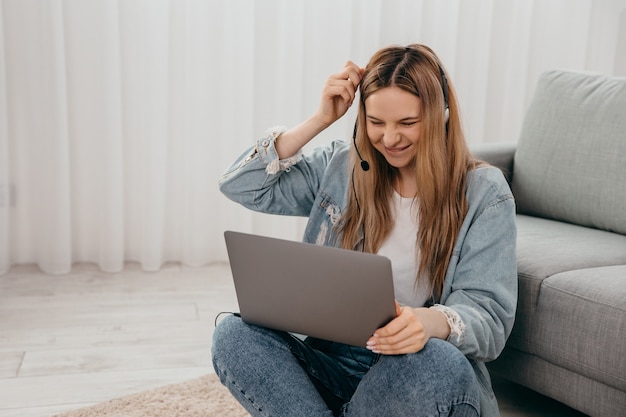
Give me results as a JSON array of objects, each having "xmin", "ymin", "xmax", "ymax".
[{"xmin": 214, "ymin": 43, "xmax": 517, "ymax": 417}]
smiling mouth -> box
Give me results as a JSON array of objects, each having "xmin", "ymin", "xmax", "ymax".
[{"xmin": 385, "ymin": 144, "xmax": 411, "ymax": 154}]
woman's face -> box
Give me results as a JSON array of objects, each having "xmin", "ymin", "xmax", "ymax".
[{"xmin": 364, "ymin": 86, "xmax": 422, "ymax": 173}]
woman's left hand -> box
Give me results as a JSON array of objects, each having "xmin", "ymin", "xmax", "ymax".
[{"xmin": 366, "ymin": 302, "xmax": 450, "ymax": 355}]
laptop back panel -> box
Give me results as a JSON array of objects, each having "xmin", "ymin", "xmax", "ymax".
[{"xmin": 224, "ymin": 230, "xmax": 396, "ymax": 347}]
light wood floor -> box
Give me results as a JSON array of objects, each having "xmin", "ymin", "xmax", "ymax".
[{"xmin": 0, "ymin": 262, "xmax": 587, "ymax": 417}]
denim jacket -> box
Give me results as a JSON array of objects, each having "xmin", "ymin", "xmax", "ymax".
[{"xmin": 219, "ymin": 131, "xmax": 518, "ymax": 416}]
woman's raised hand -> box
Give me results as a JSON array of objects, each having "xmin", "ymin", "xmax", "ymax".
[
  {"xmin": 315, "ymin": 61, "xmax": 364, "ymax": 127},
  {"xmin": 274, "ymin": 61, "xmax": 364, "ymax": 159}
]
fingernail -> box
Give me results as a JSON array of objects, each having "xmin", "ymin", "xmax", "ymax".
[{"xmin": 366, "ymin": 345, "xmax": 380, "ymax": 354}]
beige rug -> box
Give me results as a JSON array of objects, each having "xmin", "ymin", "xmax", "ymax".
[{"xmin": 54, "ymin": 373, "xmax": 251, "ymax": 417}]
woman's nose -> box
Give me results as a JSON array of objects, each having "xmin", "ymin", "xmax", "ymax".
[{"xmin": 383, "ymin": 127, "xmax": 401, "ymax": 145}]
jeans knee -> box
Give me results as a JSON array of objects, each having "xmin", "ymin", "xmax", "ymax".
[
  {"xmin": 213, "ymin": 314, "xmax": 240, "ymax": 350},
  {"xmin": 211, "ymin": 314, "xmax": 293, "ymax": 376},
  {"xmin": 419, "ymin": 340, "xmax": 480, "ymax": 415},
  {"xmin": 420, "ymin": 339, "xmax": 477, "ymax": 391},
  {"xmin": 345, "ymin": 339, "xmax": 480, "ymax": 416},
  {"xmin": 211, "ymin": 314, "xmax": 246, "ymax": 373}
]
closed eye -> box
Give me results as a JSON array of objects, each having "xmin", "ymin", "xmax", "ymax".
[{"xmin": 366, "ymin": 117, "xmax": 420, "ymax": 127}]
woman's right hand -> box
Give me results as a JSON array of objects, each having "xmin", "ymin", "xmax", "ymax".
[
  {"xmin": 274, "ymin": 61, "xmax": 364, "ymax": 159},
  {"xmin": 315, "ymin": 61, "xmax": 365, "ymax": 127}
]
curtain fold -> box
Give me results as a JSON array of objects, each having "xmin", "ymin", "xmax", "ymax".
[
  {"xmin": 64, "ymin": 0, "xmax": 124, "ymax": 272},
  {"xmin": 1, "ymin": 0, "xmax": 625, "ymax": 275},
  {"xmin": 0, "ymin": 0, "xmax": 8, "ymax": 274}
]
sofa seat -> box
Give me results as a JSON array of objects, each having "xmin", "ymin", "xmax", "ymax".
[
  {"xmin": 535, "ymin": 265, "xmax": 626, "ymax": 393},
  {"xmin": 491, "ymin": 346, "xmax": 626, "ymax": 416},
  {"xmin": 508, "ymin": 215, "xmax": 626, "ymax": 353}
]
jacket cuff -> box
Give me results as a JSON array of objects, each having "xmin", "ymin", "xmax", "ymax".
[
  {"xmin": 431, "ymin": 304, "xmax": 465, "ymax": 345},
  {"xmin": 259, "ymin": 126, "xmax": 303, "ymax": 174}
]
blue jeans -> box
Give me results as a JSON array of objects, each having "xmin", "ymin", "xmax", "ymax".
[{"xmin": 212, "ymin": 315, "xmax": 480, "ymax": 417}]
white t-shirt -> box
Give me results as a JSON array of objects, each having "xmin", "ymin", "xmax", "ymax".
[{"xmin": 377, "ymin": 192, "xmax": 431, "ymax": 307}]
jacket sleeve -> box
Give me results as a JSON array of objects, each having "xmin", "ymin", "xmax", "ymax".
[
  {"xmin": 434, "ymin": 168, "xmax": 518, "ymax": 361},
  {"xmin": 218, "ymin": 129, "xmax": 339, "ymax": 217}
]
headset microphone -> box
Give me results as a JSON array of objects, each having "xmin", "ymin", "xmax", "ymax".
[{"xmin": 352, "ymin": 121, "xmax": 370, "ymax": 171}]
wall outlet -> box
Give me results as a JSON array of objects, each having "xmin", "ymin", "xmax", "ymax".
[{"xmin": 0, "ymin": 184, "xmax": 15, "ymax": 207}]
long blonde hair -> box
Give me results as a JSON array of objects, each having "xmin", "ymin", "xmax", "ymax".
[{"xmin": 339, "ymin": 44, "xmax": 477, "ymax": 299}]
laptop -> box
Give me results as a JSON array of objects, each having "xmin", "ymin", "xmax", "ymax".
[{"xmin": 223, "ymin": 230, "xmax": 397, "ymax": 347}]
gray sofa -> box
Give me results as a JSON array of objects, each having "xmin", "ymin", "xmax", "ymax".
[{"xmin": 473, "ymin": 69, "xmax": 626, "ymax": 417}]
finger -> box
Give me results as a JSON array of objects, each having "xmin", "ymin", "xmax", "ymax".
[
  {"xmin": 327, "ymin": 77, "xmax": 356, "ymax": 95},
  {"xmin": 339, "ymin": 61, "xmax": 363, "ymax": 89},
  {"xmin": 373, "ymin": 304, "xmax": 410, "ymax": 338},
  {"xmin": 346, "ymin": 70, "xmax": 360, "ymax": 88},
  {"xmin": 395, "ymin": 301, "xmax": 403, "ymax": 317},
  {"xmin": 380, "ymin": 337, "xmax": 426, "ymax": 355},
  {"xmin": 324, "ymin": 82, "xmax": 356, "ymax": 107},
  {"xmin": 379, "ymin": 321, "xmax": 424, "ymax": 345},
  {"xmin": 368, "ymin": 323, "xmax": 409, "ymax": 353},
  {"xmin": 369, "ymin": 328, "xmax": 427, "ymax": 355},
  {"xmin": 342, "ymin": 60, "xmax": 360, "ymax": 75},
  {"xmin": 323, "ymin": 87, "xmax": 354, "ymax": 111},
  {"xmin": 347, "ymin": 69, "xmax": 364, "ymax": 91},
  {"xmin": 368, "ymin": 336, "xmax": 423, "ymax": 355},
  {"xmin": 375, "ymin": 320, "xmax": 419, "ymax": 347}
]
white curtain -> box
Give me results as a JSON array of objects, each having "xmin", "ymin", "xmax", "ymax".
[{"xmin": 1, "ymin": 0, "xmax": 625, "ymax": 275}]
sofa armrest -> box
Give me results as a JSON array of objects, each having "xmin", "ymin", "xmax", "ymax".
[{"xmin": 471, "ymin": 142, "xmax": 516, "ymax": 185}]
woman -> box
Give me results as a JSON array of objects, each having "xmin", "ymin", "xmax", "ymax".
[{"xmin": 213, "ymin": 43, "xmax": 517, "ymax": 417}]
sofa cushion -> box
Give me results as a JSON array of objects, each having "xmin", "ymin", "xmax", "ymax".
[
  {"xmin": 534, "ymin": 266, "xmax": 626, "ymax": 392},
  {"xmin": 489, "ymin": 347, "xmax": 626, "ymax": 417},
  {"xmin": 512, "ymin": 70, "xmax": 626, "ymax": 235},
  {"xmin": 508, "ymin": 215, "xmax": 626, "ymax": 352}
]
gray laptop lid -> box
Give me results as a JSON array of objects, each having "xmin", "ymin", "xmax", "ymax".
[{"xmin": 224, "ymin": 230, "xmax": 396, "ymax": 347}]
